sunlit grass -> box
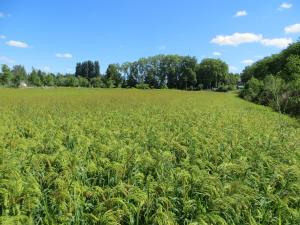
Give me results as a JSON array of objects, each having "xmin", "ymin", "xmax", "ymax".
[{"xmin": 0, "ymin": 88, "xmax": 299, "ymax": 225}]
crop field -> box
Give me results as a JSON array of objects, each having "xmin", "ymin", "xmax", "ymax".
[{"xmin": 0, "ymin": 88, "xmax": 299, "ymax": 225}]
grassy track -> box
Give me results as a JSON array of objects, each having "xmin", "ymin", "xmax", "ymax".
[{"xmin": 0, "ymin": 88, "xmax": 299, "ymax": 225}]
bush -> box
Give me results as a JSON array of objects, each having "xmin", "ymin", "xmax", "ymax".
[
  {"xmin": 285, "ymin": 77, "xmax": 300, "ymax": 116},
  {"xmin": 240, "ymin": 75, "xmax": 300, "ymax": 116},
  {"xmin": 260, "ymin": 75, "xmax": 285, "ymax": 110},
  {"xmin": 78, "ymin": 77, "xmax": 90, "ymax": 87},
  {"xmin": 216, "ymin": 84, "xmax": 236, "ymax": 92},
  {"xmin": 90, "ymin": 77, "xmax": 105, "ymax": 88},
  {"xmin": 136, "ymin": 83, "xmax": 150, "ymax": 89},
  {"xmin": 239, "ymin": 77, "xmax": 263, "ymax": 101}
]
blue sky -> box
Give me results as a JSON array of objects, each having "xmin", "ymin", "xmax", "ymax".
[{"xmin": 0, "ymin": 0, "xmax": 300, "ymax": 74}]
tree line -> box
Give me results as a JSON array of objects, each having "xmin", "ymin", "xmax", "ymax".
[
  {"xmin": 240, "ymin": 40, "xmax": 300, "ymax": 116},
  {"xmin": 0, "ymin": 56, "xmax": 239, "ymax": 91}
]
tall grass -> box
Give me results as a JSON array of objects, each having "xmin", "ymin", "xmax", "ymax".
[{"xmin": 0, "ymin": 88, "xmax": 299, "ymax": 224}]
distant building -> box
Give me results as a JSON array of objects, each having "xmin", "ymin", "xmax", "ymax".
[{"xmin": 19, "ymin": 81, "xmax": 28, "ymax": 88}]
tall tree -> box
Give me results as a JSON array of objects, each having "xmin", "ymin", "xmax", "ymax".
[
  {"xmin": 126, "ymin": 62, "xmax": 139, "ymax": 87},
  {"xmin": 197, "ymin": 58, "xmax": 228, "ymax": 89},
  {"xmin": 75, "ymin": 63, "xmax": 82, "ymax": 77},
  {"xmin": 0, "ymin": 65, "xmax": 13, "ymax": 86},
  {"xmin": 94, "ymin": 61, "xmax": 100, "ymax": 77},
  {"xmin": 28, "ymin": 69, "xmax": 42, "ymax": 86},
  {"xmin": 75, "ymin": 61, "xmax": 100, "ymax": 79},
  {"xmin": 105, "ymin": 64, "xmax": 123, "ymax": 87}
]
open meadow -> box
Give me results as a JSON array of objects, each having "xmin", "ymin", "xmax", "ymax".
[{"xmin": 0, "ymin": 88, "xmax": 299, "ymax": 225}]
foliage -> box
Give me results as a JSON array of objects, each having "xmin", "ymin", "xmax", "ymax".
[
  {"xmin": 197, "ymin": 58, "xmax": 229, "ymax": 89},
  {"xmin": 11, "ymin": 65, "xmax": 27, "ymax": 87},
  {"xmin": 0, "ymin": 65, "xmax": 13, "ymax": 86},
  {"xmin": 28, "ymin": 69, "xmax": 42, "ymax": 87},
  {"xmin": 240, "ymin": 77, "xmax": 264, "ymax": 102},
  {"xmin": 1, "ymin": 54, "xmax": 238, "ymax": 91},
  {"xmin": 216, "ymin": 84, "xmax": 236, "ymax": 92},
  {"xmin": 105, "ymin": 64, "xmax": 123, "ymax": 88},
  {"xmin": 135, "ymin": 83, "xmax": 150, "ymax": 89},
  {"xmin": 0, "ymin": 89, "xmax": 299, "ymax": 225},
  {"xmin": 240, "ymin": 41, "xmax": 300, "ymax": 116},
  {"xmin": 241, "ymin": 41, "xmax": 300, "ymax": 83},
  {"xmin": 90, "ymin": 77, "xmax": 105, "ymax": 88},
  {"xmin": 75, "ymin": 61, "xmax": 100, "ymax": 79}
]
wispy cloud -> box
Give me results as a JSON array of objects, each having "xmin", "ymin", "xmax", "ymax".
[
  {"xmin": 6, "ymin": 40, "xmax": 30, "ymax": 48},
  {"xmin": 242, "ymin": 59, "xmax": 255, "ymax": 65},
  {"xmin": 284, "ymin": 23, "xmax": 300, "ymax": 34},
  {"xmin": 55, "ymin": 53, "xmax": 73, "ymax": 59},
  {"xmin": 0, "ymin": 56, "xmax": 15, "ymax": 64},
  {"xmin": 0, "ymin": 12, "xmax": 11, "ymax": 18},
  {"xmin": 229, "ymin": 66, "xmax": 238, "ymax": 72},
  {"xmin": 278, "ymin": 2, "xmax": 292, "ymax": 10},
  {"xmin": 213, "ymin": 52, "xmax": 221, "ymax": 56},
  {"xmin": 234, "ymin": 10, "xmax": 247, "ymax": 17},
  {"xmin": 211, "ymin": 32, "xmax": 293, "ymax": 48},
  {"xmin": 157, "ymin": 45, "xmax": 167, "ymax": 50},
  {"xmin": 0, "ymin": 35, "xmax": 6, "ymax": 39}
]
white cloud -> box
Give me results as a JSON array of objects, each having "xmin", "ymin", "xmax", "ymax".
[
  {"xmin": 213, "ymin": 52, "xmax": 221, "ymax": 56},
  {"xmin": 211, "ymin": 32, "xmax": 263, "ymax": 46},
  {"xmin": 279, "ymin": 3, "xmax": 292, "ymax": 10},
  {"xmin": 0, "ymin": 56, "xmax": 15, "ymax": 64},
  {"xmin": 211, "ymin": 32, "xmax": 293, "ymax": 49},
  {"xmin": 260, "ymin": 38, "xmax": 293, "ymax": 48},
  {"xmin": 234, "ymin": 10, "xmax": 247, "ymax": 17},
  {"xmin": 0, "ymin": 35, "xmax": 6, "ymax": 39},
  {"xmin": 55, "ymin": 53, "xmax": 73, "ymax": 59},
  {"xmin": 6, "ymin": 40, "xmax": 29, "ymax": 48},
  {"xmin": 242, "ymin": 59, "xmax": 255, "ymax": 65},
  {"xmin": 284, "ymin": 23, "xmax": 300, "ymax": 34}
]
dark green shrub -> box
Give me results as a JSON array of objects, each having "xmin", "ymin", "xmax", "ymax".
[
  {"xmin": 216, "ymin": 85, "xmax": 236, "ymax": 92},
  {"xmin": 136, "ymin": 83, "xmax": 150, "ymax": 89},
  {"xmin": 239, "ymin": 77, "xmax": 263, "ymax": 101}
]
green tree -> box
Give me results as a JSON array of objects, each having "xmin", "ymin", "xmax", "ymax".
[
  {"xmin": 126, "ymin": 62, "xmax": 139, "ymax": 87},
  {"xmin": 280, "ymin": 55, "xmax": 300, "ymax": 81},
  {"xmin": 65, "ymin": 75, "xmax": 79, "ymax": 87},
  {"xmin": 0, "ymin": 64, "xmax": 13, "ymax": 86},
  {"xmin": 90, "ymin": 77, "xmax": 104, "ymax": 88},
  {"xmin": 75, "ymin": 63, "xmax": 82, "ymax": 77},
  {"xmin": 75, "ymin": 61, "xmax": 100, "ymax": 79},
  {"xmin": 78, "ymin": 76, "xmax": 89, "ymax": 87},
  {"xmin": 197, "ymin": 58, "xmax": 228, "ymax": 89},
  {"xmin": 11, "ymin": 65, "xmax": 27, "ymax": 87},
  {"xmin": 262, "ymin": 75, "xmax": 285, "ymax": 112},
  {"xmin": 28, "ymin": 69, "xmax": 42, "ymax": 86},
  {"xmin": 105, "ymin": 64, "xmax": 123, "ymax": 87},
  {"xmin": 240, "ymin": 77, "xmax": 264, "ymax": 102},
  {"xmin": 43, "ymin": 74, "xmax": 55, "ymax": 86},
  {"xmin": 178, "ymin": 56, "xmax": 197, "ymax": 90}
]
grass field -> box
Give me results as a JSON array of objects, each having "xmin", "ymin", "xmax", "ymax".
[{"xmin": 0, "ymin": 88, "xmax": 299, "ymax": 225}]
